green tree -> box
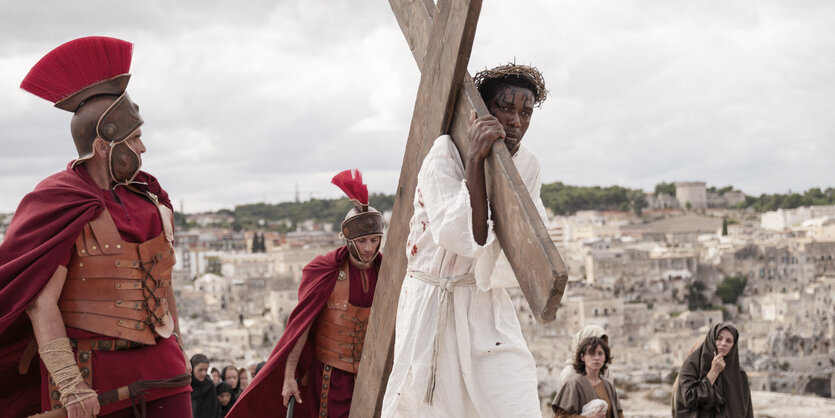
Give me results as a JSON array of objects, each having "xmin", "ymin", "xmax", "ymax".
[
  {"xmin": 633, "ymin": 193, "xmax": 647, "ymax": 216},
  {"xmin": 722, "ymin": 217, "xmax": 728, "ymax": 236},
  {"xmin": 686, "ymin": 281, "xmax": 709, "ymax": 310},
  {"xmin": 654, "ymin": 182, "xmax": 676, "ymax": 196},
  {"xmin": 250, "ymin": 233, "xmax": 259, "ymax": 253},
  {"xmin": 743, "ymin": 187, "xmax": 835, "ymax": 212},
  {"xmin": 540, "ymin": 182, "xmax": 647, "ymax": 215},
  {"xmin": 715, "ymin": 185, "xmax": 734, "ymax": 195},
  {"xmin": 716, "ymin": 276, "xmax": 747, "ymax": 304}
]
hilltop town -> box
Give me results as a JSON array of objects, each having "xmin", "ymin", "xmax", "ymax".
[{"xmin": 2, "ymin": 181, "xmax": 834, "ymax": 416}]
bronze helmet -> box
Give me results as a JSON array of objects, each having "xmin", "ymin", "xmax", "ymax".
[
  {"xmin": 21, "ymin": 37, "xmax": 144, "ymax": 185},
  {"xmin": 332, "ymin": 169, "xmax": 384, "ymax": 269}
]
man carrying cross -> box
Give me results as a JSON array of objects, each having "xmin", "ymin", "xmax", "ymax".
[{"xmin": 381, "ymin": 63, "xmax": 549, "ymax": 417}]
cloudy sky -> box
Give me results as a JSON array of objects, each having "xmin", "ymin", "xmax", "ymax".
[{"xmin": 1, "ymin": 1, "xmax": 833, "ymax": 214}]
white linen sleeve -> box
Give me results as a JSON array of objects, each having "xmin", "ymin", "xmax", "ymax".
[{"xmin": 418, "ymin": 136, "xmax": 498, "ymax": 262}]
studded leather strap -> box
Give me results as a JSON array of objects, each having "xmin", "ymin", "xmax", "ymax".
[{"xmin": 318, "ymin": 364, "xmax": 333, "ymax": 417}]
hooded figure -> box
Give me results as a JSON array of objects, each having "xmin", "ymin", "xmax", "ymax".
[
  {"xmin": 675, "ymin": 322, "xmax": 753, "ymax": 418},
  {"xmin": 191, "ymin": 354, "xmax": 222, "ymax": 418},
  {"xmin": 558, "ymin": 325, "xmax": 609, "ymax": 393},
  {"xmin": 216, "ymin": 382, "xmax": 234, "ymax": 417}
]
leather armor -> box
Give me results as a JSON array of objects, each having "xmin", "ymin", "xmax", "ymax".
[
  {"xmin": 59, "ymin": 203, "xmax": 175, "ymax": 345},
  {"xmin": 313, "ymin": 262, "xmax": 370, "ymax": 374}
]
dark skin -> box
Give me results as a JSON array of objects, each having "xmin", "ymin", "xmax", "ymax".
[{"xmin": 466, "ymin": 84, "xmax": 535, "ymax": 245}]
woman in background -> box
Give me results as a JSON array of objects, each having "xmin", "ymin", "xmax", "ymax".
[
  {"xmin": 221, "ymin": 365, "xmax": 242, "ymax": 405},
  {"xmin": 558, "ymin": 325, "xmax": 608, "ymax": 393},
  {"xmin": 237, "ymin": 367, "xmax": 250, "ymax": 391},
  {"xmin": 190, "ymin": 354, "xmax": 221, "ymax": 418},
  {"xmin": 675, "ymin": 322, "xmax": 753, "ymax": 417},
  {"xmin": 552, "ymin": 337, "xmax": 623, "ymax": 418}
]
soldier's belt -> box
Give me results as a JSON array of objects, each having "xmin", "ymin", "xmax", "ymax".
[{"xmin": 69, "ymin": 338, "xmax": 145, "ymax": 352}]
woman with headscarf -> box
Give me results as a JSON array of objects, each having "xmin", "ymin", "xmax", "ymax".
[
  {"xmin": 552, "ymin": 336, "xmax": 623, "ymax": 418},
  {"xmin": 190, "ymin": 354, "xmax": 221, "ymax": 418},
  {"xmin": 558, "ymin": 325, "xmax": 609, "ymax": 393},
  {"xmin": 221, "ymin": 365, "xmax": 242, "ymax": 405},
  {"xmin": 237, "ymin": 367, "xmax": 250, "ymax": 391},
  {"xmin": 674, "ymin": 322, "xmax": 753, "ymax": 417}
]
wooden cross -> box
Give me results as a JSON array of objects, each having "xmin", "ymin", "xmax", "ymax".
[{"xmin": 350, "ymin": 0, "xmax": 569, "ymax": 415}]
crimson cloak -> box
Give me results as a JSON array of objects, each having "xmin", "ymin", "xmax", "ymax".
[
  {"xmin": 228, "ymin": 246, "xmax": 380, "ymax": 418},
  {"xmin": 0, "ymin": 164, "xmax": 171, "ymax": 418}
]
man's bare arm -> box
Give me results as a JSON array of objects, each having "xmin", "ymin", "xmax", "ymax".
[
  {"xmin": 466, "ymin": 111, "xmax": 505, "ymax": 245},
  {"xmin": 26, "ymin": 266, "xmax": 99, "ymax": 418},
  {"xmin": 282, "ymin": 327, "xmax": 311, "ymax": 406},
  {"xmin": 26, "ymin": 266, "xmax": 69, "ymax": 345}
]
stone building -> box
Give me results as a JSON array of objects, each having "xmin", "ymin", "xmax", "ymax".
[
  {"xmin": 555, "ymin": 296, "xmax": 625, "ymax": 337},
  {"xmin": 804, "ymin": 241, "xmax": 835, "ymax": 277},
  {"xmin": 645, "ymin": 192, "xmax": 679, "ymax": 210},
  {"xmin": 676, "ymin": 181, "xmax": 707, "ymax": 210}
]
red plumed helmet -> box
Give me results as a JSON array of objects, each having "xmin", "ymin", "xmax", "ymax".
[
  {"xmin": 332, "ymin": 169, "xmax": 383, "ymax": 242},
  {"xmin": 331, "ymin": 169, "xmax": 369, "ymax": 208},
  {"xmin": 21, "ymin": 36, "xmax": 133, "ymax": 111}
]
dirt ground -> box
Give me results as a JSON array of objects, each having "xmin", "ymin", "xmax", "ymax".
[{"xmin": 541, "ymin": 390, "xmax": 835, "ymax": 417}]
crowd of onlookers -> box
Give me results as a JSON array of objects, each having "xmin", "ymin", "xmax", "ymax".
[
  {"xmin": 189, "ymin": 321, "xmax": 751, "ymax": 418},
  {"xmin": 190, "ymin": 354, "xmax": 265, "ymax": 418}
]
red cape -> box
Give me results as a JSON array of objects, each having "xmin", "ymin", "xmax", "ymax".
[
  {"xmin": 228, "ymin": 247, "xmax": 381, "ymax": 418},
  {"xmin": 0, "ymin": 164, "xmax": 169, "ymax": 418}
]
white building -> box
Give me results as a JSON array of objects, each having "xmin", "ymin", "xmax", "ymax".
[{"xmin": 761, "ymin": 205, "xmax": 835, "ymax": 230}]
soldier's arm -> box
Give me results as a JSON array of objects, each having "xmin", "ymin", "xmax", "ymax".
[
  {"xmin": 26, "ymin": 266, "xmax": 69, "ymax": 345},
  {"xmin": 26, "ymin": 266, "xmax": 100, "ymax": 418},
  {"xmin": 282, "ymin": 326, "xmax": 311, "ymax": 406}
]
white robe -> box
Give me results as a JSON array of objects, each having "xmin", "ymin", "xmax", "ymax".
[{"xmin": 381, "ymin": 135, "xmax": 548, "ymax": 418}]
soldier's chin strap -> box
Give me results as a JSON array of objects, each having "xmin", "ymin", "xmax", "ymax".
[
  {"xmin": 346, "ymin": 238, "xmax": 381, "ymax": 271},
  {"xmin": 38, "ymin": 338, "xmax": 98, "ymax": 414}
]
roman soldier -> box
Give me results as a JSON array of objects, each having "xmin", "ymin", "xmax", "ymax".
[
  {"xmin": 0, "ymin": 36, "xmax": 190, "ymax": 418},
  {"xmin": 228, "ymin": 169, "xmax": 384, "ymax": 418}
]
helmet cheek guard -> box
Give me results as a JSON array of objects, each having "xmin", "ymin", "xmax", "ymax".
[
  {"xmin": 97, "ymin": 92, "xmax": 144, "ymax": 185},
  {"xmin": 109, "ymin": 140, "xmax": 141, "ymax": 185},
  {"xmin": 331, "ymin": 169, "xmax": 385, "ymax": 270},
  {"xmin": 345, "ymin": 238, "xmax": 382, "ymax": 269},
  {"xmin": 341, "ymin": 209, "xmax": 384, "ymax": 269}
]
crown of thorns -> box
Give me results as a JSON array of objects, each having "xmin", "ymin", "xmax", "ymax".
[{"xmin": 474, "ymin": 63, "xmax": 548, "ymax": 107}]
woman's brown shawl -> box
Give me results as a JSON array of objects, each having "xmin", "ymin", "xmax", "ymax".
[
  {"xmin": 674, "ymin": 322, "xmax": 753, "ymax": 418},
  {"xmin": 552, "ymin": 374, "xmax": 622, "ymax": 417}
]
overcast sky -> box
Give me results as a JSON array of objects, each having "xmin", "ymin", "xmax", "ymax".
[{"xmin": 1, "ymin": 1, "xmax": 833, "ymax": 214}]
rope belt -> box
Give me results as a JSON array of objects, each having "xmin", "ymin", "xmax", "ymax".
[{"xmin": 406, "ymin": 268, "xmax": 476, "ymax": 405}]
